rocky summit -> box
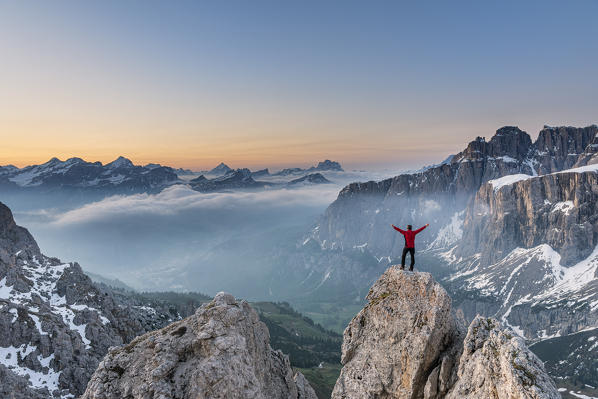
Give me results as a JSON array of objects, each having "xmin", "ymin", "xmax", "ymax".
[
  {"xmin": 301, "ymin": 125, "xmax": 598, "ymax": 390},
  {"xmin": 81, "ymin": 292, "xmax": 317, "ymax": 399},
  {"xmin": 332, "ymin": 267, "xmax": 560, "ymax": 399}
]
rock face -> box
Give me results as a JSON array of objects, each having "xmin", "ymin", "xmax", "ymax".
[
  {"xmin": 534, "ymin": 125, "xmax": 598, "ymax": 174},
  {"xmin": 304, "ymin": 125, "xmax": 598, "ymax": 389},
  {"xmin": 0, "ymin": 202, "xmax": 179, "ymax": 398},
  {"xmin": 288, "ymin": 173, "xmax": 331, "ymax": 186},
  {"xmin": 332, "ymin": 271, "xmax": 459, "ymax": 398},
  {"xmin": 313, "ymin": 126, "xmax": 537, "ymax": 257},
  {"xmin": 313, "ymin": 125, "xmax": 598, "ymax": 258},
  {"xmin": 459, "ymin": 166, "xmax": 598, "ymax": 266},
  {"xmin": 271, "ymin": 160, "xmax": 344, "ymax": 176},
  {"xmin": 448, "ymin": 164, "xmax": 598, "ymax": 341},
  {"xmin": 207, "ymin": 162, "xmax": 233, "ymax": 176},
  {"xmin": 81, "ymin": 292, "xmax": 317, "ymax": 399},
  {"xmin": 189, "ymin": 168, "xmax": 267, "ymax": 192},
  {"xmin": 309, "ymin": 160, "xmax": 343, "ymax": 172},
  {"xmin": 332, "ymin": 268, "xmax": 559, "ymax": 399},
  {"xmin": 446, "ymin": 316, "xmax": 559, "ymax": 399},
  {"xmin": 251, "ymin": 168, "xmax": 271, "ymax": 178}
]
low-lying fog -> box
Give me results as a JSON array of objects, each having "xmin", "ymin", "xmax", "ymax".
[{"xmin": 10, "ymin": 170, "xmax": 395, "ymax": 299}]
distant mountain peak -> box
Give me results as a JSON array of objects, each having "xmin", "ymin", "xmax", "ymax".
[
  {"xmin": 106, "ymin": 156, "xmax": 134, "ymax": 169},
  {"xmin": 208, "ymin": 162, "xmax": 232, "ymax": 175},
  {"xmin": 314, "ymin": 160, "xmax": 343, "ymax": 172},
  {"xmin": 288, "ymin": 173, "xmax": 331, "ymax": 185},
  {"xmin": 144, "ymin": 162, "xmax": 162, "ymax": 169},
  {"xmin": 251, "ymin": 168, "xmax": 270, "ymax": 178},
  {"xmin": 43, "ymin": 157, "xmax": 62, "ymax": 165}
]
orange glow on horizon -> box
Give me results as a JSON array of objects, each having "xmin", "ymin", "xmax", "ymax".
[{"xmin": 1, "ymin": 131, "xmax": 461, "ymax": 171}]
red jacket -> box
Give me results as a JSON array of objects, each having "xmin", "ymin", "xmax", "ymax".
[{"xmin": 393, "ymin": 225, "xmax": 427, "ymax": 248}]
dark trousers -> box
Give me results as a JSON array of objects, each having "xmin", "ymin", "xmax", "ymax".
[{"xmin": 401, "ymin": 247, "xmax": 415, "ymax": 271}]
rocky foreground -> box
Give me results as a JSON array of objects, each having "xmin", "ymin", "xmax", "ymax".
[
  {"xmin": 81, "ymin": 292, "xmax": 317, "ymax": 399},
  {"xmin": 332, "ymin": 268, "xmax": 560, "ymax": 399}
]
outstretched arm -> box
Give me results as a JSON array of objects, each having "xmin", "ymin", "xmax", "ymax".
[
  {"xmin": 414, "ymin": 224, "xmax": 429, "ymax": 234},
  {"xmin": 391, "ymin": 224, "xmax": 406, "ymax": 234}
]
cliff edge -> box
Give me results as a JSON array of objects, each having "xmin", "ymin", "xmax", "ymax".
[
  {"xmin": 81, "ymin": 292, "xmax": 317, "ymax": 399},
  {"xmin": 332, "ymin": 267, "xmax": 560, "ymax": 399}
]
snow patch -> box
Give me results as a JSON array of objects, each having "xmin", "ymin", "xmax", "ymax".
[
  {"xmin": 551, "ymin": 201, "xmax": 575, "ymax": 215},
  {"xmin": 569, "ymin": 392, "xmax": 598, "ymax": 399},
  {"xmin": 0, "ymin": 346, "xmax": 62, "ymax": 392},
  {"xmin": 429, "ymin": 211, "xmax": 464, "ymax": 249},
  {"xmin": 488, "ymin": 174, "xmax": 533, "ymax": 191},
  {"xmin": 554, "ymin": 163, "xmax": 598, "ymax": 175}
]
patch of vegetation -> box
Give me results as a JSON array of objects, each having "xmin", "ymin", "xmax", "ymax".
[
  {"xmin": 509, "ymin": 350, "xmax": 536, "ymax": 386},
  {"xmin": 253, "ymin": 301, "xmax": 341, "ymax": 368},
  {"xmin": 512, "ymin": 361, "xmax": 537, "ymax": 386},
  {"xmin": 292, "ymin": 301, "xmax": 364, "ymax": 334},
  {"xmin": 139, "ymin": 291, "xmax": 212, "ymax": 316},
  {"xmin": 530, "ymin": 329, "xmax": 598, "ymax": 390},
  {"xmin": 252, "ymin": 301, "xmax": 340, "ymax": 341},
  {"xmin": 297, "ymin": 363, "xmax": 342, "ymax": 399}
]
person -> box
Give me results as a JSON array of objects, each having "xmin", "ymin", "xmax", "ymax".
[{"xmin": 391, "ymin": 223, "xmax": 429, "ymax": 271}]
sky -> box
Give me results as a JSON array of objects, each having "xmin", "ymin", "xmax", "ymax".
[{"xmin": 1, "ymin": 1, "xmax": 597, "ymax": 171}]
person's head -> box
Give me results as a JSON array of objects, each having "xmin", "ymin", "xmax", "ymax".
[{"xmin": 407, "ymin": 225, "xmax": 412, "ymax": 230}]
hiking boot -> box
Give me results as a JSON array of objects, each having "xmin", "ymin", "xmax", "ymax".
[{"xmin": 400, "ymin": 265, "xmax": 405, "ymax": 270}]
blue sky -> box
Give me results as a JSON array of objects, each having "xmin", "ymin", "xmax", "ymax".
[{"xmin": 1, "ymin": 0, "xmax": 597, "ymax": 169}]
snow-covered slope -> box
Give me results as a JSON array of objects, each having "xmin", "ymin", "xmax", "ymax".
[
  {"xmin": 0, "ymin": 202, "xmax": 177, "ymax": 398},
  {"xmin": 0, "ymin": 156, "xmax": 180, "ymax": 193}
]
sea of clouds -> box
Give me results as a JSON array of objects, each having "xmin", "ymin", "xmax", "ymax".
[{"xmin": 11, "ymin": 169, "xmax": 400, "ymax": 297}]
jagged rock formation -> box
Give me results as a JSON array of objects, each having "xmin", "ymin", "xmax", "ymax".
[
  {"xmin": 313, "ymin": 125, "xmax": 598, "ymax": 257},
  {"xmin": 301, "ymin": 125, "xmax": 598, "ymax": 390},
  {"xmin": 207, "ymin": 162, "xmax": 233, "ymax": 176},
  {"xmin": 274, "ymin": 167, "xmax": 305, "ymax": 176},
  {"xmin": 81, "ymin": 292, "xmax": 317, "ymax": 399},
  {"xmin": 445, "ymin": 316, "xmax": 559, "ymax": 399},
  {"xmin": 534, "ymin": 126, "xmax": 598, "ymax": 174},
  {"xmin": 288, "ymin": 173, "xmax": 331, "ymax": 186},
  {"xmin": 332, "ymin": 268, "xmax": 560, "ymax": 399},
  {"xmin": 308, "ymin": 160, "xmax": 343, "ymax": 172},
  {"xmin": 314, "ymin": 126, "xmax": 538, "ymax": 255},
  {"xmin": 273, "ymin": 160, "xmax": 344, "ymax": 176},
  {"xmin": 189, "ymin": 168, "xmax": 335, "ymax": 191},
  {"xmin": 189, "ymin": 168, "xmax": 267, "ymax": 192},
  {"xmin": 0, "ymin": 202, "xmax": 179, "ymax": 398},
  {"xmin": 332, "ymin": 270, "xmax": 460, "ymax": 398},
  {"xmin": 447, "ymin": 163, "xmax": 598, "ymax": 340},
  {"xmin": 251, "ymin": 168, "xmax": 271, "ymax": 178},
  {"xmin": 0, "ymin": 156, "xmax": 180, "ymax": 194},
  {"xmin": 459, "ymin": 165, "xmax": 598, "ymax": 266},
  {"xmin": 144, "ymin": 163, "xmax": 194, "ymax": 176}
]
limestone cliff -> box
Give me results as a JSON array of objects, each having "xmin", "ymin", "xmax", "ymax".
[
  {"xmin": 332, "ymin": 268, "xmax": 560, "ymax": 399},
  {"xmin": 81, "ymin": 292, "xmax": 317, "ymax": 399}
]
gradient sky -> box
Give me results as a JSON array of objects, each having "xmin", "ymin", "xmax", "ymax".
[{"xmin": 1, "ymin": 1, "xmax": 597, "ymax": 171}]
